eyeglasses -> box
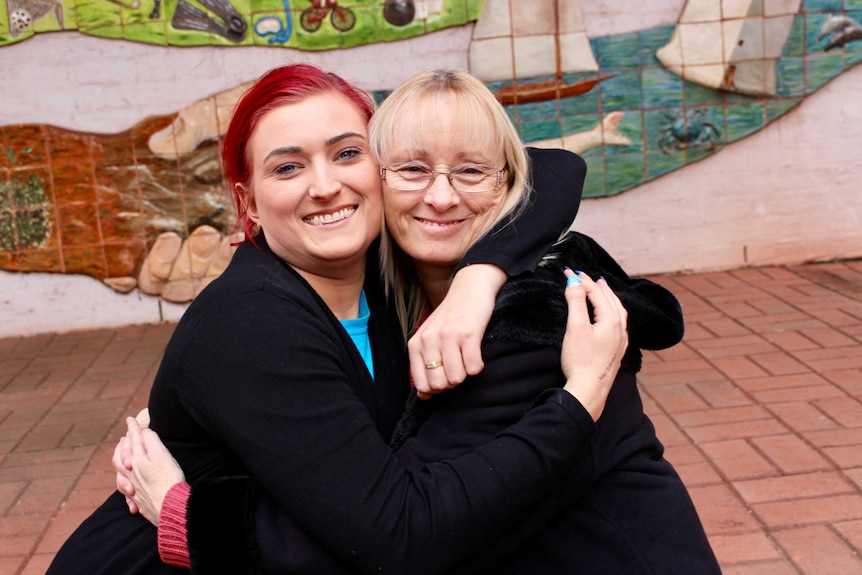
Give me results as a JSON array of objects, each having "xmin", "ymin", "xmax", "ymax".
[{"xmin": 381, "ymin": 162, "xmax": 505, "ymax": 193}]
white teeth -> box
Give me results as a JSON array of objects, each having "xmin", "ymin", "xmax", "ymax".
[
  {"xmin": 305, "ymin": 207, "xmax": 356, "ymax": 226},
  {"xmin": 419, "ymin": 218, "xmax": 455, "ymax": 227}
]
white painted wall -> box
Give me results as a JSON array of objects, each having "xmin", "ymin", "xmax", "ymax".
[{"xmin": 1, "ymin": 0, "xmax": 860, "ymax": 337}]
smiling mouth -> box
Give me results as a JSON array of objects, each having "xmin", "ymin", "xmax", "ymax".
[
  {"xmin": 414, "ymin": 216, "xmax": 466, "ymax": 227},
  {"xmin": 304, "ymin": 206, "xmax": 357, "ymax": 226}
]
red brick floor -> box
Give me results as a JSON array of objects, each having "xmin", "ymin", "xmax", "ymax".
[{"xmin": 3, "ymin": 261, "xmax": 862, "ymax": 574}]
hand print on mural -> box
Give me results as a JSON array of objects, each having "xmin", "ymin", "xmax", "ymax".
[{"xmin": 1, "ymin": 0, "xmax": 861, "ymax": 302}]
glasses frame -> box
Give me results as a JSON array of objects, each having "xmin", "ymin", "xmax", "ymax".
[{"xmin": 380, "ymin": 162, "xmax": 505, "ymax": 194}]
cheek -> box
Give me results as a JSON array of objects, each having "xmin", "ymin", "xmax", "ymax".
[
  {"xmin": 382, "ymin": 192, "xmax": 409, "ymax": 223},
  {"xmin": 465, "ymin": 195, "xmax": 504, "ymax": 223}
]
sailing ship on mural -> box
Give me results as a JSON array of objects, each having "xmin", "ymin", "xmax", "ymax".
[{"xmin": 2, "ymin": 0, "xmax": 861, "ymax": 301}]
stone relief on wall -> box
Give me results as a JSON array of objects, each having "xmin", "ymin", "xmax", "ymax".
[{"xmin": 1, "ymin": 0, "xmax": 860, "ymax": 302}]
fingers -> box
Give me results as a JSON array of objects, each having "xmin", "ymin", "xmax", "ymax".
[
  {"xmin": 116, "ymin": 471, "xmax": 135, "ymax": 497},
  {"xmin": 126, "ymin": 416, "xmax": 146, "ymax": 461},
  {"xmin": 124, "ymin": 495, "xmax": 139, "ymax": 515},
  {"xmin": 589, "ymin": 277, "xmax": 629, "ymax": 354},
  {"xmin": 407, "ymin": 344, "xmax": 430, "ymax": 397},
  {"xmin": 136, "ymin": 407, "xmax": 151, "ymax": 428},
  {"xmin": 408, "ymin": 336, "xmax": 467, "ymax": 398},
  {"xmin": 140, "ymin": 426, "xmax": 170, "ymax": 459},
  {"xmin": 112, "ymin": 435, "xmax": 134, "ymax": 473}
]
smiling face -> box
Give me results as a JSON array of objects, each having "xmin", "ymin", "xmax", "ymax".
[
  {"xmin": 239, "ymin": 91, "xmax": 382, "ymax": 279},
  {"xmin": 380, "ymin": 94, "xmax": 507, "ymax": 273}
]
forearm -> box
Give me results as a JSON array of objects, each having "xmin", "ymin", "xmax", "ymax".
[
  {"xmin": 184, "ymin": 391, "xmax": 594, "ymax": 575},
  {"xmin": 458, "ymin": 148, "xmax": 585, "ymax": 276}
]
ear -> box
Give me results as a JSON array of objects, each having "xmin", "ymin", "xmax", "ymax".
[{"xmin": 236, "ymin": 182, "xmax": 258, "ymax": 223}]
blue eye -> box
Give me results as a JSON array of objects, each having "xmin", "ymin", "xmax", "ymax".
[
  {"xmin": 274, "ymin": 163, "xmax": 298, "ymax": 175},
  {"xmin": 338, "ymin": 148, "xmax": 362, "ymax": 161}
]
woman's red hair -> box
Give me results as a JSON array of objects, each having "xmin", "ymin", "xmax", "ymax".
[{"xmin": 221, "ymin": 64, "xmax": 375, "ymax": 241}]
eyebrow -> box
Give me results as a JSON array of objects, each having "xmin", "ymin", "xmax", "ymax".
[{"xmin": 263, "ymin": 132, "xmax": 366, "ymax": 163}]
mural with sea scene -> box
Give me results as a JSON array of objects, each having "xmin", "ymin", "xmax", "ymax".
[{"xmin": 2, "ymin": 0, "xmax": 860, "ymax": 301}]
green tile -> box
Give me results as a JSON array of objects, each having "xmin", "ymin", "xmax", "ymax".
[
  {"xmin": 803, "ymin": 0, "xmax": 845, "ymax": 12},
  {"xmin": 558, "ymin": 81, "xmax": 601, "ymax": 116},
  {"xmin": 724, "ymin": 102, "xmax": 766, "ymax": 143},
  {"xmin": 683, "ymin": 78, "xmax": 726, "ymax": 107},
  {"xmin": 641, "ymin": 67, "xmax": 684, "ymax": 110},
  {"xmin": 783, "ymin": 15, "xmax": 806, "ymax": 57},
  {"xmin": 123, "ymin": 21, "xmax": 169, "ymax": 44},
  {"xmin": 165, "ymin": 24, "xmax": 209, "ymax": 47},
  {"xmin": 83, "ymin": 24, "xmax": 125, "ymax": 40},
  {"xmin": 684, "ymin": 142, "xmax": 721, "ymax": 164},
  {"xmin": 425, "ymin": 0, "xmax": 469, "ymax": 33},
  {"xmin": 593, "ymin": 32, "xmax": 641, "ymax": 70},
  {"xmin": 559, "ymin": 113, "xmax": 606, "ymax": 139},
  {"xmin": 604, "ymin": 151, "xmax": 646, "ymax": 196},
  {"xmin": 295, "ymin": 17, "xmax": 343, "ymax": 50},
  {"xmin": 382, "ymin": 17, "xmax": 425, "ymax": 41},
  {"xmin": 62, "ymin": 0, "xmax": 79, "ymax": 29},
  {"xmin": 0, "ymin": 210, "xmax": 14, "ymax": 251},
  {"xmin": 639, "ymin": 25, "xmax": 675, "ymax": 68},
  {"xmin": 340, "ymin": 6, "xmax": 382, "ymax": 48},
  {"xmin": 466, "ymin": 0, "xmax": 485, "ymax": 21},
  {"xmin": 600, "ymin": 70, "xmax": 643, "ymax": 111},
  {"xmin": 805, "ymin": 51, "xmax": 846, "ymax": 91},
  {"xmin": 580, "ymin": 148, "xmax": 606, "ymax": 198},
  {"xmin": 518, "ymin": 119, "xmax": 562, "ymax": 143},
  {"xmin": 765, "ymin": 98, "xmax": 802, "ymax": 123},
  {"xmin": 645, "ymin": 148, "xmax": 686, "ymax": 182},
  {"xmin": 776, "ymin": 56, "xmax": 806, "ymax": 97},
  {"xmin": 31, "ymin": 7, "xmax": 64, "ymax": 33},
  {"xmin": 76, "ymin": 0, "xmax": 122, "ymax": 30}
]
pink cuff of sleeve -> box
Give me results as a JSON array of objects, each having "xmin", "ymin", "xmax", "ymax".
[{"xmin": 158, "ymin": 481, "xmax": 192, "ymax": 569}]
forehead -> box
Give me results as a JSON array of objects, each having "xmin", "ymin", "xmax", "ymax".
[
  {"xmin": 385, "ymin": 94, "xmax": 502, "ymax": 161},
  {"xmin": 250, "ymin": 91, "xmax": 368, "ymax": 152}
]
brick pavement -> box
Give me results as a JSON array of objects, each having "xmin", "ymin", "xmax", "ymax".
[{"xmin": 2, "ymin": 260, "xmax": 862, "ymax": 574}]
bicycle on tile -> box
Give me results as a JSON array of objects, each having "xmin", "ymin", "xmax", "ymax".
[{"xmin": 299, "ymin": 0, "xmax": 356, "ymax": 32}]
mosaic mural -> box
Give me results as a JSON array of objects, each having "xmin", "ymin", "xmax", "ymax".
[
  {"xmin": 2, "ymin": 0, "xmax": 861, "ymax": 301},
  {"xmin": 0, "ymin": 0, "xmax": 477, "ymax": 48}
]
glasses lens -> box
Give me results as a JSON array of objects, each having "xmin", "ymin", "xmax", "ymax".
[
  {"xmin": 451, "ymin": 165, "xmax": 498, "ymax": 192},
  {"xmin": 384, "ymin": 163, "xmax": 500, "ymax": 192},
  {"xmin": 386, "ymin": 163, "xmax": 432, "ymax": 191}
]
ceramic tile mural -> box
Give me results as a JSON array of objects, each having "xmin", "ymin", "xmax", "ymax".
[
  {"xmin": 0, "ymin": 0, "xmax": 478, "ymax": 48},
  {"xmin": 2, "ymin": 0, "xmax": 861, "ymax": 300}
]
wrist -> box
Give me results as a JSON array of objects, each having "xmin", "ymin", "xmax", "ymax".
[{"xmin": 451, "ymin": 263, "xmax": 506, "ymax": 294}]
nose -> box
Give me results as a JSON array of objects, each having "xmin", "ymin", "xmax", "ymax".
[
  {"xmin": 308, "ymin": 163, "xmax": 342, "ymax": 200},
  {"xmin": 423, "ymin": 171, "xmax": 460, "ymax": 212}
]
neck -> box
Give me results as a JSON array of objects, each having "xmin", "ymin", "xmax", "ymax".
[
  {"xmin": 414, "ymin": 261, "xmax": 456, "ymax": 310},
  {"xmin": 294, "ymin": 259, "xmax": 367, "ymax": 320}
]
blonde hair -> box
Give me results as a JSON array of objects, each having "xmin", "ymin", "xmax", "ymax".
[{"xmin": 369, "ymin": 69, "xmax": 532, "ymax": 339}]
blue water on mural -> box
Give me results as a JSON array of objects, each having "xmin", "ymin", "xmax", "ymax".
[{"xmin": 483, "ymin": 15, "xmax": 862, "ymax": 198}]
